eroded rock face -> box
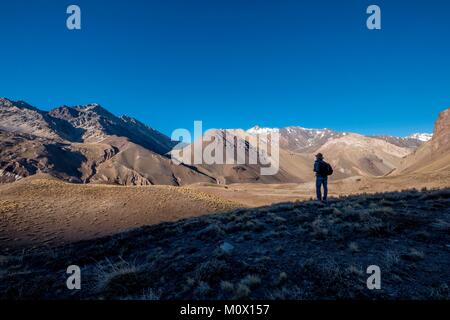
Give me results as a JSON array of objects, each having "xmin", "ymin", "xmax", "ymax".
[
  {"xmin": 389, "ymin": 107, "xmax": 450, "ymax": 176},
  {"xmin": 48, "ymin": 104, "xmax": 177, "ymax": 154},
  {"xmin": 432, "ymin": 108, "xmax": 450, "ymax": 152},
  {"xmin": 0, "ymin": 98, "xmax": 218, "ymax": 186},
  {"xmin": 0, "ymin": 130, "xmax": 78, "ymax": 183}
]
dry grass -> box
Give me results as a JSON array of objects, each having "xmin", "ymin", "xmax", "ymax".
[
  {"xmin": 348, "ymin": 242, "xmax": 359, "ymax": 253},
  {"xmin": 1, "ymin": 188, "xmax": 449, "ymax": 300},
  {"xmin": 0, "ymin": 178, "xmax": 242, "ymax": 250}
]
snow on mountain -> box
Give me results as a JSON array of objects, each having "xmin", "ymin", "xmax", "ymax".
[
  {"xmin": 247, "ymin": 125, "xmax": 345, "ymax": 153},
  {"xmin": 248, "ymin": 125, "xmax": 431, "ymax": 153},
  {"xmin": 406, "ymin": 133, "xmax": 433, "ymax": 142},
  {"xmin": 247, "ymin": 125, "xmax": 279, "ymax": 135}
]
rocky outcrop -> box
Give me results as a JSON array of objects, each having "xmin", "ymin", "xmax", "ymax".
[
  {"xmin": 391, "ymin": 107, "xmax": 450, "ymax": 175},
  {"xmin": 431, "ymin": 108, "xmax": 450, "ymax": 152}
]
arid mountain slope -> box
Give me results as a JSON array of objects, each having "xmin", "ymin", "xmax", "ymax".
[
  {"xmin": 0, "ymin": 97, "xmax": 438, "ymax": 185},
  {"xmin": 181, "ymin": 128, "xmax": 415, "ymax": 184},
  {"xmin": 370, "ymin": 135, "xmax": 427, "ymax": 149},
  {"xmin": 248, "ymin": 125, "xmax": 346, "ymax": 153},
  {"xmin": 0, "ymin": 130, "xmax": 89, "ymax": 183},
  {"xmin": 248, "ymin": 125, "xmax": 429, "ymax": 153},
  {"xmin": 393, "ymin": 107, "xmax": 450, "ymax": 175},
  {"xmin": 48, "ymin": 104, "xmax": 176, "ymax": 154},
  {"xmin": 0, "ymin": 99, "xmax": 82, "ymax": 141},
  {"xmin": 0, "ymin": 98, "xmax": 215, "ymax": 185},
  {"xmin": 177, "ymin": 129, "xmax": 305, "ymax": 184},
  {"xmin": 316, "ymin": 133, "xmax": 411, "ymax": 179},
  {"xmin": 89, "ymin": 137, "xmax": 215, "ymax": 185}
]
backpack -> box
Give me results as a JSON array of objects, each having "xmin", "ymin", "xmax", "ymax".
[
  {"xmin": 318, "ymin": 161, "xmax": 333, "ymax": 176},
  {"xmin": 325, "ymin": 162, "xmax": 333, "ymax": 176}
]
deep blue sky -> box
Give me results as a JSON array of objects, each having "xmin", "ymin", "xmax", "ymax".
[{"xmin": 1, "ymin": 0, "xmax": 449, "ymax": 136}]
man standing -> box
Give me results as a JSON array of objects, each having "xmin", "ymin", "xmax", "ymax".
[{"xmin": 313, "ymin": 153, "xmax": 333, "ymax": 202}]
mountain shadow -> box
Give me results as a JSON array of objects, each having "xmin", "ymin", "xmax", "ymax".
[{"xmin": 1, "ymin": 188, "xmax": 449, "ymax": 299}]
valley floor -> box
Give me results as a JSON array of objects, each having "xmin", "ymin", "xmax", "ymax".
[
  {"xmin": 0, "ymin": 174, "xmax": 240, "ymax": 252},
  {"xmin": 1, "ymin": 188, "xmax": 449, "ymax": 299},
  {"xmin": 1, "ymin": 171, "xmax": 449, "ymax": 251},
  {"xmin": 189, "ymin": 170, "xmax": 450, "ymax": 206}
]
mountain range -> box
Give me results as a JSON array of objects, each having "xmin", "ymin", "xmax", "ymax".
[{"xmin": 0, "ymin": 97, "xmax": 447, "ymax": 186}]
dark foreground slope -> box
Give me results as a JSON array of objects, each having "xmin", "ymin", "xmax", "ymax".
[{"xmin": 1, "ymin": 189, "xmax": 449, "ymax": 300}]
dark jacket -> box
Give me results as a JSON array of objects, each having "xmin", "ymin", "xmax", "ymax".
[{"xmin": 314, "ymin": 159, "xmax": 327, "ymax": 177}]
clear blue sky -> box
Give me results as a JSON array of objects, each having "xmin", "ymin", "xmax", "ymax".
[{"xmin": 1, "ymin": 0, "xmax": 449, "ymax": 136}]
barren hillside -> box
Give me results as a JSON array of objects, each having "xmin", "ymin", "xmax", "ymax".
[
  {"xmin": 393, "ymin": 107, "xmax": 450, "ymax": 175},
  {"xmin": 316, "ymin": 134, "xmax": 411, "ymax": 179},
  {"xmin": 0, "ymin": 98, "xmax": 217, "ymax": 186}
]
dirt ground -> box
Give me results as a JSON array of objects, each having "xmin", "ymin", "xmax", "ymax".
[
  {"xmin": 0, "ymin": 174, "xmax": 240, "ymax": 252},
  {"xmin": 2, "ymin": 188, "xmax": 449, "ymax": 300},
  {"xmin": 189, "ymin": 171, "xmax": 450, "ymax": 207},
  {"xmin": 1, "ymin": 170, "xmax": 449, "ymax": 252}
]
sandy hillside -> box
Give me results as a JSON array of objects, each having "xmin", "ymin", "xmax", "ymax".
[{"xmin": 0, "ymin": 174, "xmax": 242, "ymax": 252}]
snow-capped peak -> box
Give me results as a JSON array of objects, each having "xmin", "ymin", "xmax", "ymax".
[
  {"xmin": 406, "ymin": 133, "xmax": 433, "ymax": 142},
  {"xmin": 247, "ymin": 125, "xmax": 279, "ymax": 134}
]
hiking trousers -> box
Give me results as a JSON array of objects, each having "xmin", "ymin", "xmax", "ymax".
[{"xmin": 316, "ymin": 176, "xmax": 328, "ymax": 201}]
